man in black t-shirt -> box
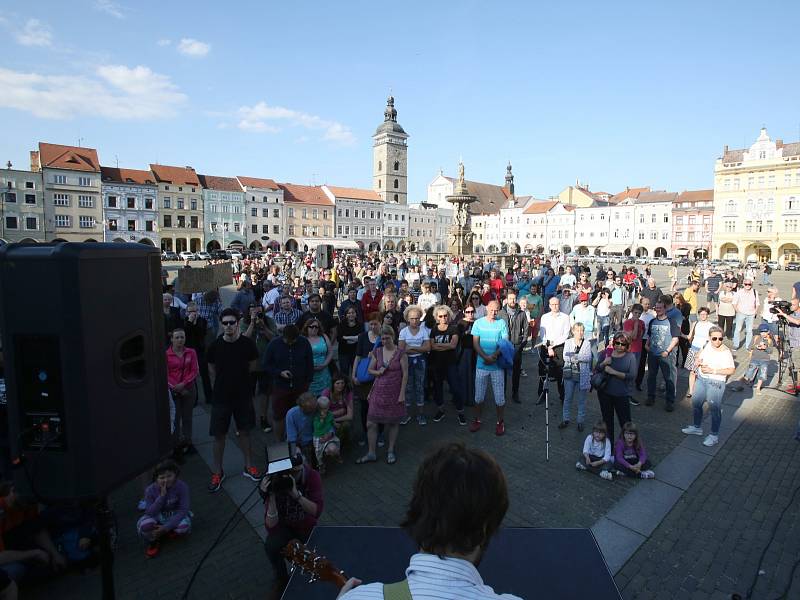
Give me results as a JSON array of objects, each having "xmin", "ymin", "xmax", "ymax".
[
  {"xmin": 429, "ymin": 305, "xmax": 466, "ymax": 425},
  {"xmin": 704, "ymin": 272, "xmax": 723, "ymax": 313},
  {"xmin": 206, "ymin": 308, "xmax": 260, "ymax": 493},
  {"xmin": 297, "ymin": 294, "xmax": 336, "ymax": 340}
]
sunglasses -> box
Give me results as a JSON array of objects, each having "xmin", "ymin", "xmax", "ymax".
[
  {"xmin": 613, "ymin": 341, "xmax": 629, "ymax": 347},
  {"xmin": 744, "ymin": 284, "xmax": 752, "ymax": 286},
  {"xmin": 464, "ymin": 310, "xmax": 475, "ymax": 314},
  {"xmin": 221, "ymin": 320, "xmax": 237, "ymax": 326},
  {"xmin": 308, "ymin": 324, "xmax": 320, "ymax": 329},
  {"xmin": 710, "ymin": 336, "xmax": 724, "ymax": 341}
]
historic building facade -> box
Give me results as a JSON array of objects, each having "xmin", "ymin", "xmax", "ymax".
[
  {"xmin": 32, "ymin": 143, "xmax": 104, "ymax": 242},
  {"xmin": 325, "ymin": 186, "xmax": 384, "ymax": 251},
  {"xmin": 279, "ymin": 183, "xmax": 334, "ymax": 252},
  {"xmin": 100, "ymin": 167, "xmax": 159, "ymax": 246},
  {"xmin": 373, "ymin": 96, "xmax": 408, "ymax": 206},
  {"xmin": 671, "ymin": 189, "xmax": 714, "ymax": 260},
  {"xmin": 237, "ymin": 176, "xmax": 284, "ymax": 251},
  {"xmin": 713, "ymin": 127, "xmax": 800, "ymax": 264},
  {"xmin": 150, "ymin": 164, "xmax": 204, "ymax": 253},
  {"xmin": 198, "ymin": 175, "xmax": 246, "ymax": 251},
  {"xmin": 0, "ymin": 167, "xmax": 45, "ymax": 244}
]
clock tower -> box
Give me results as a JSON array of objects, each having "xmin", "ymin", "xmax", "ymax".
[{"xmin": 373, "ymin": 96, "xmax": 408, "ymax": 204}]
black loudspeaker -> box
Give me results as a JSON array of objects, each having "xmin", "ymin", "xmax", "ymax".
[
  {"xmin": 284, "ymin": 526, "xmax": 622, "ymax": 599},
  {"xmin": 0, "ymin": 242, "xmax": 171, "ymax": 500}
]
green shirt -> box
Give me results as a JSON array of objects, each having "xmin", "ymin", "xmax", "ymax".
[{"xmin": 313, "ymin": 410, "xmax": 335, "ymax": 438}]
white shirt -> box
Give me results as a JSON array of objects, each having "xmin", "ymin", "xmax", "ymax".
[
  {"xmin": 560, "ymin": 273, "xmax": 576, "ymax": 288},
  {"xmin": 339, "ymin": 552, "xmax": 522, "ymax": 600},
  {"xmin": 538, "ymin": 311, "xmax": 571, "ymax": 347},
  {"xmin": 261, "ymin": 287, "xmax": 281, "ymax": 316},
  {"xmin": 399, "ymin": 325, "xmax": 431, "ymax": 349},
  {"xmin": 418, "ymin": 293, "xmax": 440, "ymax": 312}
]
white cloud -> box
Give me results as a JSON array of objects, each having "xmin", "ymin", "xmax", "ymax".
[
  {"xmin": 15, "ymin": 18, "xmax": 52, "ymax": 47},
  {"xmin": 0, "ymin": 65, "xmax": 186, "ymax": 120},
  {"xmin": 177, "ymin": 38, "xmax": 210, "ymax": 57},
  {"xmin": 157, "ymin": 38, "xmax": 172, "ymax": 47},
  {"xmin": 237, "ymin": 101, "xmax": 355, "ymax": 145},
  {"xmin": 94, "ymin": 0, "xmax": 126, "ymax": 19}
]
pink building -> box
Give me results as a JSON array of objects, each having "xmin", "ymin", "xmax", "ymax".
[{"xmin": 672, "ymin": 189, "xmax": 714, "ymax": 260}]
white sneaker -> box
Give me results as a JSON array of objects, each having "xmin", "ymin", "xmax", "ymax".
[
  {"xmin": 681, "ymin": 425, "xmax": 704, "ymax": 436},
  {"xmin": 600, "ymin": 470, "xmax": 613, "ymax": 481},
  {"xmin": 575, "ymin": 461, "xmax": 587, "ymax": 471},
  {"xmin": 703, "ymin": 434, "xmax": 719, "ymax": 447},
  {"xmin": 640, "ymin": 470, "xmax": 655, "ymax": 479}
]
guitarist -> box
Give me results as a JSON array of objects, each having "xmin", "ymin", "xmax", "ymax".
[{"xmin": 337, "ymin": 442, "xmax": 522, "ymax": 599}]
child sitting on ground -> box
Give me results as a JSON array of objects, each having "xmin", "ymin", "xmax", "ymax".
[
  {"xmin": 613, "ymin": 421, "xmax": 655, "ymax": 479},
  {"xmin": 735, "ymin": 324, "xmax": 774, "ymax": 395},
  {"xmin": 576, "ymin": 421, "xmax": 614, "ymax": 480},
  {"xmin": 137, "ymin": 460, "xmax": 191, "ymax": 558},
  {"xmin": 313, "ymin": 396, "xmax": 339, "ymax": 474}
]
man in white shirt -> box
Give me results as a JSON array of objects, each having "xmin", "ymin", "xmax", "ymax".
[
  {"xmin": 337, "ymin": 443, "xmax": 522, "ymax": 600},
  {"xmin": 536, "ymin": 297, "xmax": 571, "ymax": 405},
  {"xmin": 559, "ymin": 265, "xmax": 577, "ymax": 290},
  {"xmin": 260, "ymin": 281, "xmax": 282, "ymax": 318},
  {"xmin": 732, "ymin": 278, "xmax": 760, "ymax": 350},
  {"xmin": 635, "ymin": 296, "xmax": 656, "ymax": 391}
]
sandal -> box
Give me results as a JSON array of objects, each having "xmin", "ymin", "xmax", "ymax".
[
  {"xmin": 355, "ymin": 453, "xmax": 377, "ymax": 465},
  {"xmin": 386, "ymin": 452, "xmax": 397, "ymax": 465}
]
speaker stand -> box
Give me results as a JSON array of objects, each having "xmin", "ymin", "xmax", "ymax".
[{"xmin": 96, "ymin": 496, "xmax": 116, "ymax": 600}]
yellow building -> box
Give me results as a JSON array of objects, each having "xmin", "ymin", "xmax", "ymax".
[
  {"xmin": 713, "ymin": 128, "xmax": 800, "ymax": 264},
  {"xmin": 557, "ymin": 182, "xmax": 597, "ymax": 209},
  {"xmin": 278, "ymin": 183, "xmax": 334, "ymax": 252}
]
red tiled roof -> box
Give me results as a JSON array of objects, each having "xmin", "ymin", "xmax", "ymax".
[
  {"xmin": 237, "ymin": 176, "xmax": 280, "ymax": 190},
  {"xmin": 610, "ymin": 186, "xmax": 650, "ymax": 204},
  {"xmin": 100, "ymin": 166, "xmax": 156, "ymax": 185},
  {"xmin": 676, "ymin": 189, "xmax": 714, "ymax": 203},
  {"xmin": 149, "ymin": 164, "xmax": 200, "ymax": 186},
  {"xmin": 198, "ymin": 174, "xmax": 243, "ymax": 193},
  {"xmin": 523, "ymin": 200, "xmax": 558, "ymax": 215},
  {"xmin": 39, "ymin": 142, "xmax": 100, "ymax": 172},
  {"xmin": 325, "ymin": 186, "xmax": 382, "ymax": 202},
  {"xmin": 279, "ymin": 183, "xmax": 333, "ymax": 206}
]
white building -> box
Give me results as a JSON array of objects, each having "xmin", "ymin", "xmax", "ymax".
[
  {"xmin": 237, "ymin": 176, "xmax": 285, "ymax": 251},
  {"xmin": 631, "ymin": 192, "xmax": 675, "ymax": 258},
  {"xmin": 100, "ymin": 167, "xmax": 159, "ymax": 246},
  {"xmin": 382, "ymin": 202, "xmax": 409, "ymax": 251},
  {"xmin": 199, "ymin": 175, "xmax": 247, "ymax": 251},
  {"xmin": 0, "ymin": 167, "xmax": 45, "ymax": 244},
  {"xmin": 325, "ymin": 185, "xmax": 384, "ymax": 251},
  {"xmin": 407, "ymin": 203, "xmax": 453, "ymax": 252}
]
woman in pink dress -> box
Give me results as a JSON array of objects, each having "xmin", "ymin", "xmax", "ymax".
[{"xmin": 356, "ymin": 326, "xmax": 408, "ymax": 465}]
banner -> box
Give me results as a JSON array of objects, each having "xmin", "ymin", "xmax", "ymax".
[{"xmin": 177, "ymin": 262, "xmax": 232, "ymax": 293}]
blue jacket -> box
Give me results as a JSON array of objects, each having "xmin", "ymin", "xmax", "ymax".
[{"xmin": 497, "ymin": 339, "xmax": 516, "ymax": 370}]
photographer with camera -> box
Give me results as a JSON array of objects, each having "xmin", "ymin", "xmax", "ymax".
[
  {"xmin": 774, "ymin": 297, "xmax": 800, "ymax": 395},
  {"xmin": 260, "ymin": 453, "xmax": 323, "ymax": 598}
]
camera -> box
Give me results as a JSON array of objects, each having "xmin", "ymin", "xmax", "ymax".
[
  {"xmin": 769, "ymin": 300, "xmax": 792, "ymax": 315},
  {"xmin": 259, "ymin": 444, "xmax": 303, "ymax": 500}
]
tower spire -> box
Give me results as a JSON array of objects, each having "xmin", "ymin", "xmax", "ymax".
[
  {"xmin": 384, "ymin": 95, "xmax": 397, "ymax": 122},
  {"xmin": 505, "ymin": 161, "xmax": 515, "ymax": 197}
]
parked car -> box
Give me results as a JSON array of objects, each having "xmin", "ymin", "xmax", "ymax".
[
  {"xmin": 196, "ymin": 251, "xmax": 211, "ymax": 260},
  {"xmin": 228, "ymin": 250, "xmax": 243, "ymax": 259},
  {"xmin": 179, "ymin": 251, "xmax": 196, "ymax": 261},
  {"xmin": 635, "ymin": 257, "xmax": 649, "ymax": 265},
  {"xmin": 766, "ymin": 260, "xmax": 780, "ymax": 271},
  {"xmin": 162, "ymin": 251, "xmax": 179, "ymax": 261},
  {"xmin": 786, "ymin": 262, "xmax": 800, "ymax": 271}
]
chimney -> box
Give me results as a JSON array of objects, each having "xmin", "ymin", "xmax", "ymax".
[
  {"xmin": 30, "ymin": 150, "xmax": 41, "ymax": 172},
  {"xmin": 723, "ymin": 145, "xmax": 728, "ymax": 154}
]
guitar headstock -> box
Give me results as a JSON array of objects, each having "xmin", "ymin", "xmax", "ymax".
[{"xmin": 282, "ymin": 539, "xmax": 348, "ymax": 588}]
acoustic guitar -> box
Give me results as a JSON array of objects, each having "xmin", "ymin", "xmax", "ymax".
[{"xmin": 282, "ymin": 539, "xmax": 348, "ymax": 589}]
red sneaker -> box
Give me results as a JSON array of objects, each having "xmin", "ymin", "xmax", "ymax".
[
  {"xmin": 469, "ymin": 419, "xmax": 482, "ymax": 433},
  {"xmin": 207, "ymin": 471, "xmax": 225, "ymax": 493},
  {"xmin": 495, "ymin": 421, "xmax": 505, "ymax": 436},
  {"xmin": 145, "ymin": 542, "xmax": 160, "ymax": 558},
  {"xmin": 786, "ymin": 386, "xmax": 797, "ymax": 395}
]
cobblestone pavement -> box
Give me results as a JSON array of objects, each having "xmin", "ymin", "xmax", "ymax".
[
  {"xmin": 23, "ymin": 265, "xmax": 800, "ymax": 598},
  {"xmin": 616, "ymin": 393, "xmax": 800, "ymax": 600}
]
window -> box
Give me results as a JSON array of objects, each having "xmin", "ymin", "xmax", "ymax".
[
  {"xmin": 745, "ymin": 221, "xmax": 753, "ymax": 233},
  {"xmin": 177, "ymin": 199, "xmax": 184, "ymax": 210},
  {"xmin": 262, "ymin": 208, "xmax": 268, "ymax": 217},
  {"xmin": 251, "ymin": 207, "xmax": 257, "ymax": 217},
  {"xmin": 127, "ymin": 220, "xmax": 136, "ymax": 231},
  {"xmin": 145, "ymin": 220, "xmax": 154, "ymax": 232},
  {"xmin": 676, "ymin": 216, "xmax": 683, "ymax": 225},
  {"xmin": 638, "ymin": 232, "xmax": 645, "ymax": 240},
  {"xmin": 273, "ymin": 225, "xmax": 279, "ymax": 234},
  {"xmin": 703, "ymin": 215, "xmax": 711, "ymax": 224},
  {"xmin": 766, "ymin": 221, "xmax": 773, "ymax": 232},
  {"xmin": 325, "ymin": 225, "xmax": 331, "ymax": 236},
  {"xmin": 687, "ymin": 232, "xmax": 695, "ymax": 241},
  {"xmin": 302, "ymin": 208, "xmax": 308, "ymax": 219},
  {"xmin": 688, "ymin": 216, "xmax": 696, "ymax": 225},
  {"xmin": 337, "ymin": 225, "xmax": 342, "ymax": 235},
  {"xmin": 393, "ymin": 179, "xmax": 398, "ymax": 189},
  {"xmin": 287, "ymin": 207, "xmax": 294, "ymax": 218},
  {"xmin": 78, "ymin": 195, "xmax": 94, "ymax": 208},
  {"xmin": 639, "ymin": 214, "xmax": 644, "ymax": 223},
  {"xmin": 191, "ymin": 200, "xmax": 197, "ymax": 210},
  {"xmin": 55, "ymin": 215, "xmax": 70, "ymax": 228},
  {"xmin": 78, "ymin": 176, "xmax": 91, "ymax": 187},
  {"xmin": 312, "ymin": 208, "xmax": 318, "ymax": 219},
  {"xmin": 370, "ymin": 211, "xmax": 374, "ymax": 220},
  {"xmin": 789, "ymin": 197, "xmax": 798, "ymax": 211},
  {"xmin": 251, "ymin": 224, "xmax": 257, "ymax": 233},
  {"xmin": 345, "ymin": 209, "xmax": 350, "ymax": 218},
  {"xmin": 108, "ymin": 196, "xmax": 118, "ymax": 208},
  {"xmin": 177, "ymin": 216, "xmax": 186, "ymax": 228},
  {"xmin": 323, "ymin": 209, "xmax": 328, "ymax": 220},
  {"xmin": 273, "ymin": 208, "xmax": 280, "ymax": 218},
  {"xmin": 4, "ymin": 192, "xmax": 15, "ymax": 202},
  {"xmin": 725, "ymin": 199, "xmax": 736, "ymax": 213},
  {"xmin": 5, "ymin": 216, "xmax": 17, "ymax": 229},
  {"xmin": 163, "ymin": 197, "xmax": 171, "ymax": 209},
  {"xmin": 125, "ymin": 197, "xmax": 135, "ymax": 209},
  {"xmin": 288, "ymin": 225, "xmax": 294, "ymax": 235},
  {"xmin": 724, "ymin": 221, "xmax": 735, "ymax": 233},
  {"xmin": 25, "ymin": 181, "xmax": 34, "ymax": 189},
  {"xmin": 662, "ymin": 232, "xmax": 668, "ymax": 240},
  {"xmin": 164, "ymin": 185, "xmax": 170, "ymax": 191},
  {"xmin": 22, "ymin": 193, "xmax": 34, "ymax": 205},
  {"xmin": 25, "ymin": 217, "xmax": 37, "ymax": 230},
  {"xmin": 262, "ymin": 224, "xmax": 268, "ymax": 233},
  {"xmin": 145, "ymin": 198, "xmax": 153, "ymax": 209},
  {"xmin": 378, "ymin": 180, "xmax": 381, "ymax": 189},
  {"xmin": 163, "ymin": 215, "xmax": 172, "ymax": 228},
  {"xmin": 53, "ymin": 193, "xmax": 69, "ymax": 206},
  {"xmin": 394, "ymin": 161, "xmax": 399, "ymax": 171},
  {"xmin": 650, "ymin": 232, "xmax": 657, "ymax": 240},
  {"xmin": 54, "ymin": 175, "xmax": 67, "ymax": 184},
  {"xmin": 787, "ymin": 220, "xmax": 798, "ymax": 233},
  {"xmin": 663, "ymin": 214, "xmax": 669, "ymax": 223},
  {"xmin": 345, "ymin": 226, "xmax": 350, "ymax": 235},
  {"xmin": 108, "ymin": 219, "xmax": 118, "ymax": 231},
  {"xmin": 337, "ymin": 209, "xmax": 342, "ymax": 217},
  {"xmin": 378, "ymin": 161, "xmax": 382, "ymax": 171},
  {"xmin": 190, "ymin": 216, "xmax": 198, "ymax": 228},
  {"xmin": 79, "ymin": 216, "xmax": 95, "ymax": 228},
  {"xmin": 651, "ymin": 214, "xmax": 656, "ymax": 223}
]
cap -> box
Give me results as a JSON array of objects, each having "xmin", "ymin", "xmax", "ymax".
[
  {"xmin": 579, "ymin": 292, "xmax": 589, "ymax": 301},
  {"xmin": 758, "ymin": 323, "xmax": 770, "ymax": 332}
]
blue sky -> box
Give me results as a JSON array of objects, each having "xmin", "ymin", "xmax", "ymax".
[{"xmin": 1, "ymin": 0, "xmax": 799, "ymax": 201}]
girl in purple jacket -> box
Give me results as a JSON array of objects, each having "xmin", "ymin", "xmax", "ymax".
[
  {"xmin": 137, "ymin": 460, "xmax": 191, "ymax": 558},
  {"xmin": 614, "ymin": 422, "xmax": 655, "ymax": 479}
]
